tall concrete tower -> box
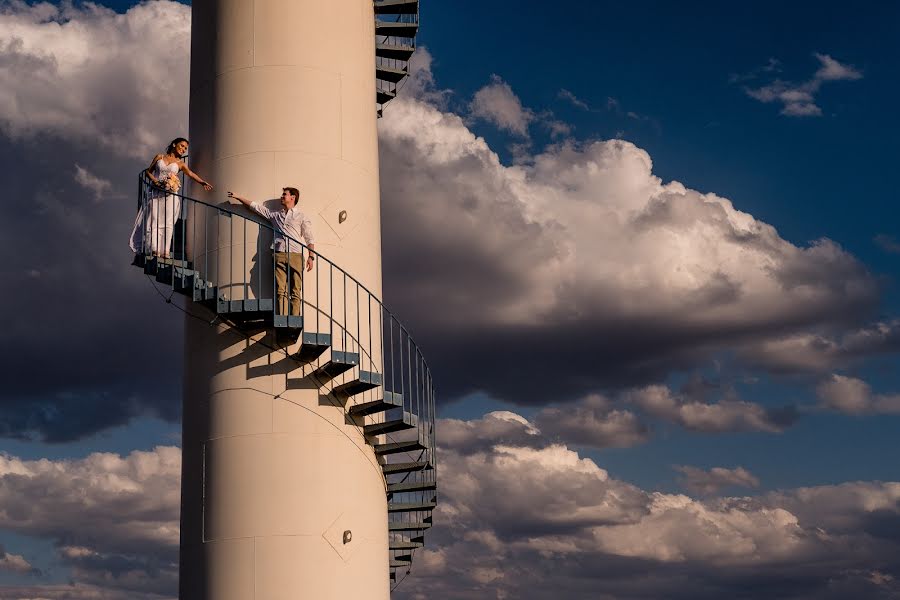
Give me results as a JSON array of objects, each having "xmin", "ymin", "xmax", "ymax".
[{"xmin": 129, "ymin": 1, "xmax": 435, "ymax": 598}]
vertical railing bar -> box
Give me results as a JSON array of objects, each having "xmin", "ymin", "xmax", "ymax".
[
  {"xmin": 329, "ymin": 263, "xmax": 334, "ymax": 346},
  {"xmin": 390, "ymin": 315, "xmax": 395, "ymax": 401},
  {"xmin": 343, "ymin": 273, "xmax": 347, "ymax": 354},
  {"xmin": 356, "ymin": 284, "xmax": 361, "ymax": 365},
  {"xmin": 271, "ymin": 228, "xmax": 276, "ymax": 321},
  {"xmin": 315, "ymin": 245, "xmax": 320, "ymax": 335},
  {"xmin": 301, "ymin": 244, "xmax": 305, "ymax": 329},
  {"xmin": 407, "ymin": 333, "xmax": 412, "ymax": 435},
  {"xmin": 204, "ymin": 198, "xmax": 209, "ymax": 288},
  {"xmin": 243, "ymin": 211, "xmax": 247, "ymax": 302}
]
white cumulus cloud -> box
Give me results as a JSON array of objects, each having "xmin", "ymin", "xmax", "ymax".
[
  {"xmin": 469, "ymin": 74, "xmax": 535, "ymax": 137},
  {"xmin": 0, "ymin": 0, "xmax": 190, "ymax": 157},
  {"xmin": 816, "ymin": 374, "xmax": 900, "ymax": 415}
]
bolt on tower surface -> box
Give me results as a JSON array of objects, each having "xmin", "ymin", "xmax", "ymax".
[{"xmin": 130, "ymin": 1, "xmax": 435, "ymax": 598}]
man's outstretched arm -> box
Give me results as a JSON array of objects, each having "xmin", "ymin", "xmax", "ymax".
[{"xmin": 227, "ymin": 191, "xmax": 253, "ymax": 208}]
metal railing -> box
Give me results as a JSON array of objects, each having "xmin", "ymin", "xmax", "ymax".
[{"xmin": 134, "ymin": 172, "xmax": 436, "ymax": 584}]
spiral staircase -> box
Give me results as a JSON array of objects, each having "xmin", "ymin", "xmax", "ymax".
[
  {"xmin": 133, "ymin": 172, "xmax": 435, "ymax": 587},
  {"xmin": 374, "ymin": 0, "xmax": 419, "ymax": 116}
]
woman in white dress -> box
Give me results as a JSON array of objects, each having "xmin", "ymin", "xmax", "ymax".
[{"xmin": 130, "ymin": 137, "xmax": 213, "ymax": 258}]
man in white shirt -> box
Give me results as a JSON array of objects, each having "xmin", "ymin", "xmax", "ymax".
[{"xmin": 227, "ymin": 187, "xmax": 315, "ymax": 316}]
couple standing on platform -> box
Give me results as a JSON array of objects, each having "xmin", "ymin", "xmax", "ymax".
[{"xmin": 130, "ymin": 138, "xmax": 315, "ymax": 318}]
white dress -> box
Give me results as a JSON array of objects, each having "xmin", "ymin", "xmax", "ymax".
[{"xmin": 130, "ymin": 158, "xmax": 182, "ymax": 255}]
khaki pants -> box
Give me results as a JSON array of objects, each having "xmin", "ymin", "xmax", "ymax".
[{"xmin": 274, "ymin": 251, "xmax": 304, "ymax": 316}]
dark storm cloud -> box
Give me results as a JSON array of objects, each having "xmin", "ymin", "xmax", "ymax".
[
  {"xmin": 0, "ymin": 2, "xmax": 192, "ymax": 441},
  {"xmin": 0, "ymin": 140, "xmax": 184, "ymax": 441}
]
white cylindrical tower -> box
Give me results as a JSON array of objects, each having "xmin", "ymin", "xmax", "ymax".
[{"xmin": 179, "ymin": 1, "xmax": 399, "ymax": 598}]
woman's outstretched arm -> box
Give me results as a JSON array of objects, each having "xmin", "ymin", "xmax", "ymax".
[{"xmin": 180, "ymin": 162, "xmax": 213, "ymax": 191}]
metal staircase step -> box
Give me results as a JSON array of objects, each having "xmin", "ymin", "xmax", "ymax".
[
  {"xmin": 293, "ymin": 332, "xmax": 331, "ymax": 363},
  {"xmin": 389, "ymin": 540, "xmax": 423, "ymax": 551},
  {"xmin": 147, "ymin": 256, "xmax": 191, "ymax": 272},
  {"xmin": 172, "ymin": 267, "xmax": 201, "ymax": 294},
  {"xmin": 376, "ymin": 43, "xmax": 415, "ymax": 61},
  {"xmin": 215, "ymin": 298, "xmax": 274, "ymax": 324},
  {"xmin": 193, "ymin": 284, "xmax": 217, "ymax": 304},
  {"xmin": 273, "ymin": 314, "xmax": 302, "ymax": 330},
  {"xmin": 155, "ymin": 265, "xmax": 199, "ymax": 292},
  {"xmin": 377, "ymin": 88, "xmax": 396, "ymax": 105},
  {"xmin": 381, "ymin": 460, "xmax": 432, "ymax": 475},
  {"xmin": 388, "ymin": 500, "xmax": 436, "ymax": 513},
  {"xmin": 365, "ymin": 412, "xmax": 417, "ymax": 437},
  {"xmin": 332, "ymin": 370, "xmax": 382, "ymax": 397},
  {"xmin": 374, "ymin": 0, "xmax": 418, "ymax": 14},
  {"xmin": 388, "ymin": 520, "xmax": 432, "ymax": 532},
  {"xmin": 376, "ymin": 65, "xmax": 408, "ymax": 83},
  {"xmin": 375, "ymin": 21, "xmax": 418, "ymax": 38},
  {"xmin": 348, "ymin": 391, "xmax": 403, "ymax": 417},
  {"xmin": 387, "ymin": 479, "xmax": 436, "ymax": 494},
  {"xmin": 375, "ymin": 438, "xmax": 426, "ymax": 456},
  {"xmin": 390, "ymin": 558, "xmax": 411, "ymax": 567},
  {"xmin": 311, "ymin": 351, "xmax": 359, "ymax": 383}
]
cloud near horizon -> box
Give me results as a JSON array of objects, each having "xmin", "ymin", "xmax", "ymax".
[
  {"xmin": 0, "ymin": 434, "xmax": 897, "ymax": 600},
  {"xmin": 0, "ymin": 447, "xmax": 181, "ymax": 599}
]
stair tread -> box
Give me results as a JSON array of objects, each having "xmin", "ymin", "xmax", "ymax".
[
  {"xmin": 332, "ymin": 370, "xmax": 382, "ymax": 396},
  {"xmin": 388, "ymin": 521, "xmax": 432, "ymax": 531},
  {"xmin": 388, "ymin": 501, "xmax": 436, "ymax": 512},
  {"xmin": 375, "ymin": 439, "xmax": 426, "ymax": 455},
  {"xmin": 311, "ymin": 351, "xmax": 359, "ymax": 383},
  {"xmin": 387, "ymin": 479, "xmax": 436, "ymax": 493},
  {"xmin": 376, "ymin": 65, "xmax": 408, "ymax": 83},
  {"xmin": 376, "ymin": 43, "xmax": 415, "ymax": 60},
  {"xmin": 377, "ymin": 88, "xmax": 396, "ymax": 105},
  {"xmin": 364, "ymin": 412, "xmax": 417, "ymax": 436},
  {"xmin": 381, "ymin": 460, "xmax": 432, "ymax": 474},
  {"xmin": 294, "ymin": 332, "xmax": 331, "ymax": 363},
  {"xmin": 348, "ymin": 392, "xmax": 403, "ymax": 416},
  {"xmin": 389, "ymin": 540, "xmax": 424, "ymax": 550},
  {"xmin": 375, "ymin": 21, "xmax": 419, "ymax": 37},
  {"xmin": 374, "ymin": 0, "xmax": 418, "ymax": 14}
]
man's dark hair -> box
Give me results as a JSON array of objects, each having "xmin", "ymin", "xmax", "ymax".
[{"xmin": 283, "ymin": 187, "xmax": 300, "ymax": 202}]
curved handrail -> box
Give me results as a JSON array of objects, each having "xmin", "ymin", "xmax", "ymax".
[{"xmin": 134, "ymin": 172, "xmax": 435, "ymax": 587}]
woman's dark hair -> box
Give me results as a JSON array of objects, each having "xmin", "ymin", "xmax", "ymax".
[
  {"xmin": 166, "ymin": 137, "xmax": 189, "ymax": 156},
  {"xmin": 283, "ymin": 187, "xmax": 300, "ymax": 202}
]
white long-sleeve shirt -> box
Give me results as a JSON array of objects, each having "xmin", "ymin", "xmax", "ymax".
[{"xmin": 251, "ymin": 201, "xmax": 315, "ymax": 254}]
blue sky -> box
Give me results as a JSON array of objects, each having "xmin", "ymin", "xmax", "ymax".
[{"xmin": 0, "ymin": 1, "xmax": 898, "ymax": 599}]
